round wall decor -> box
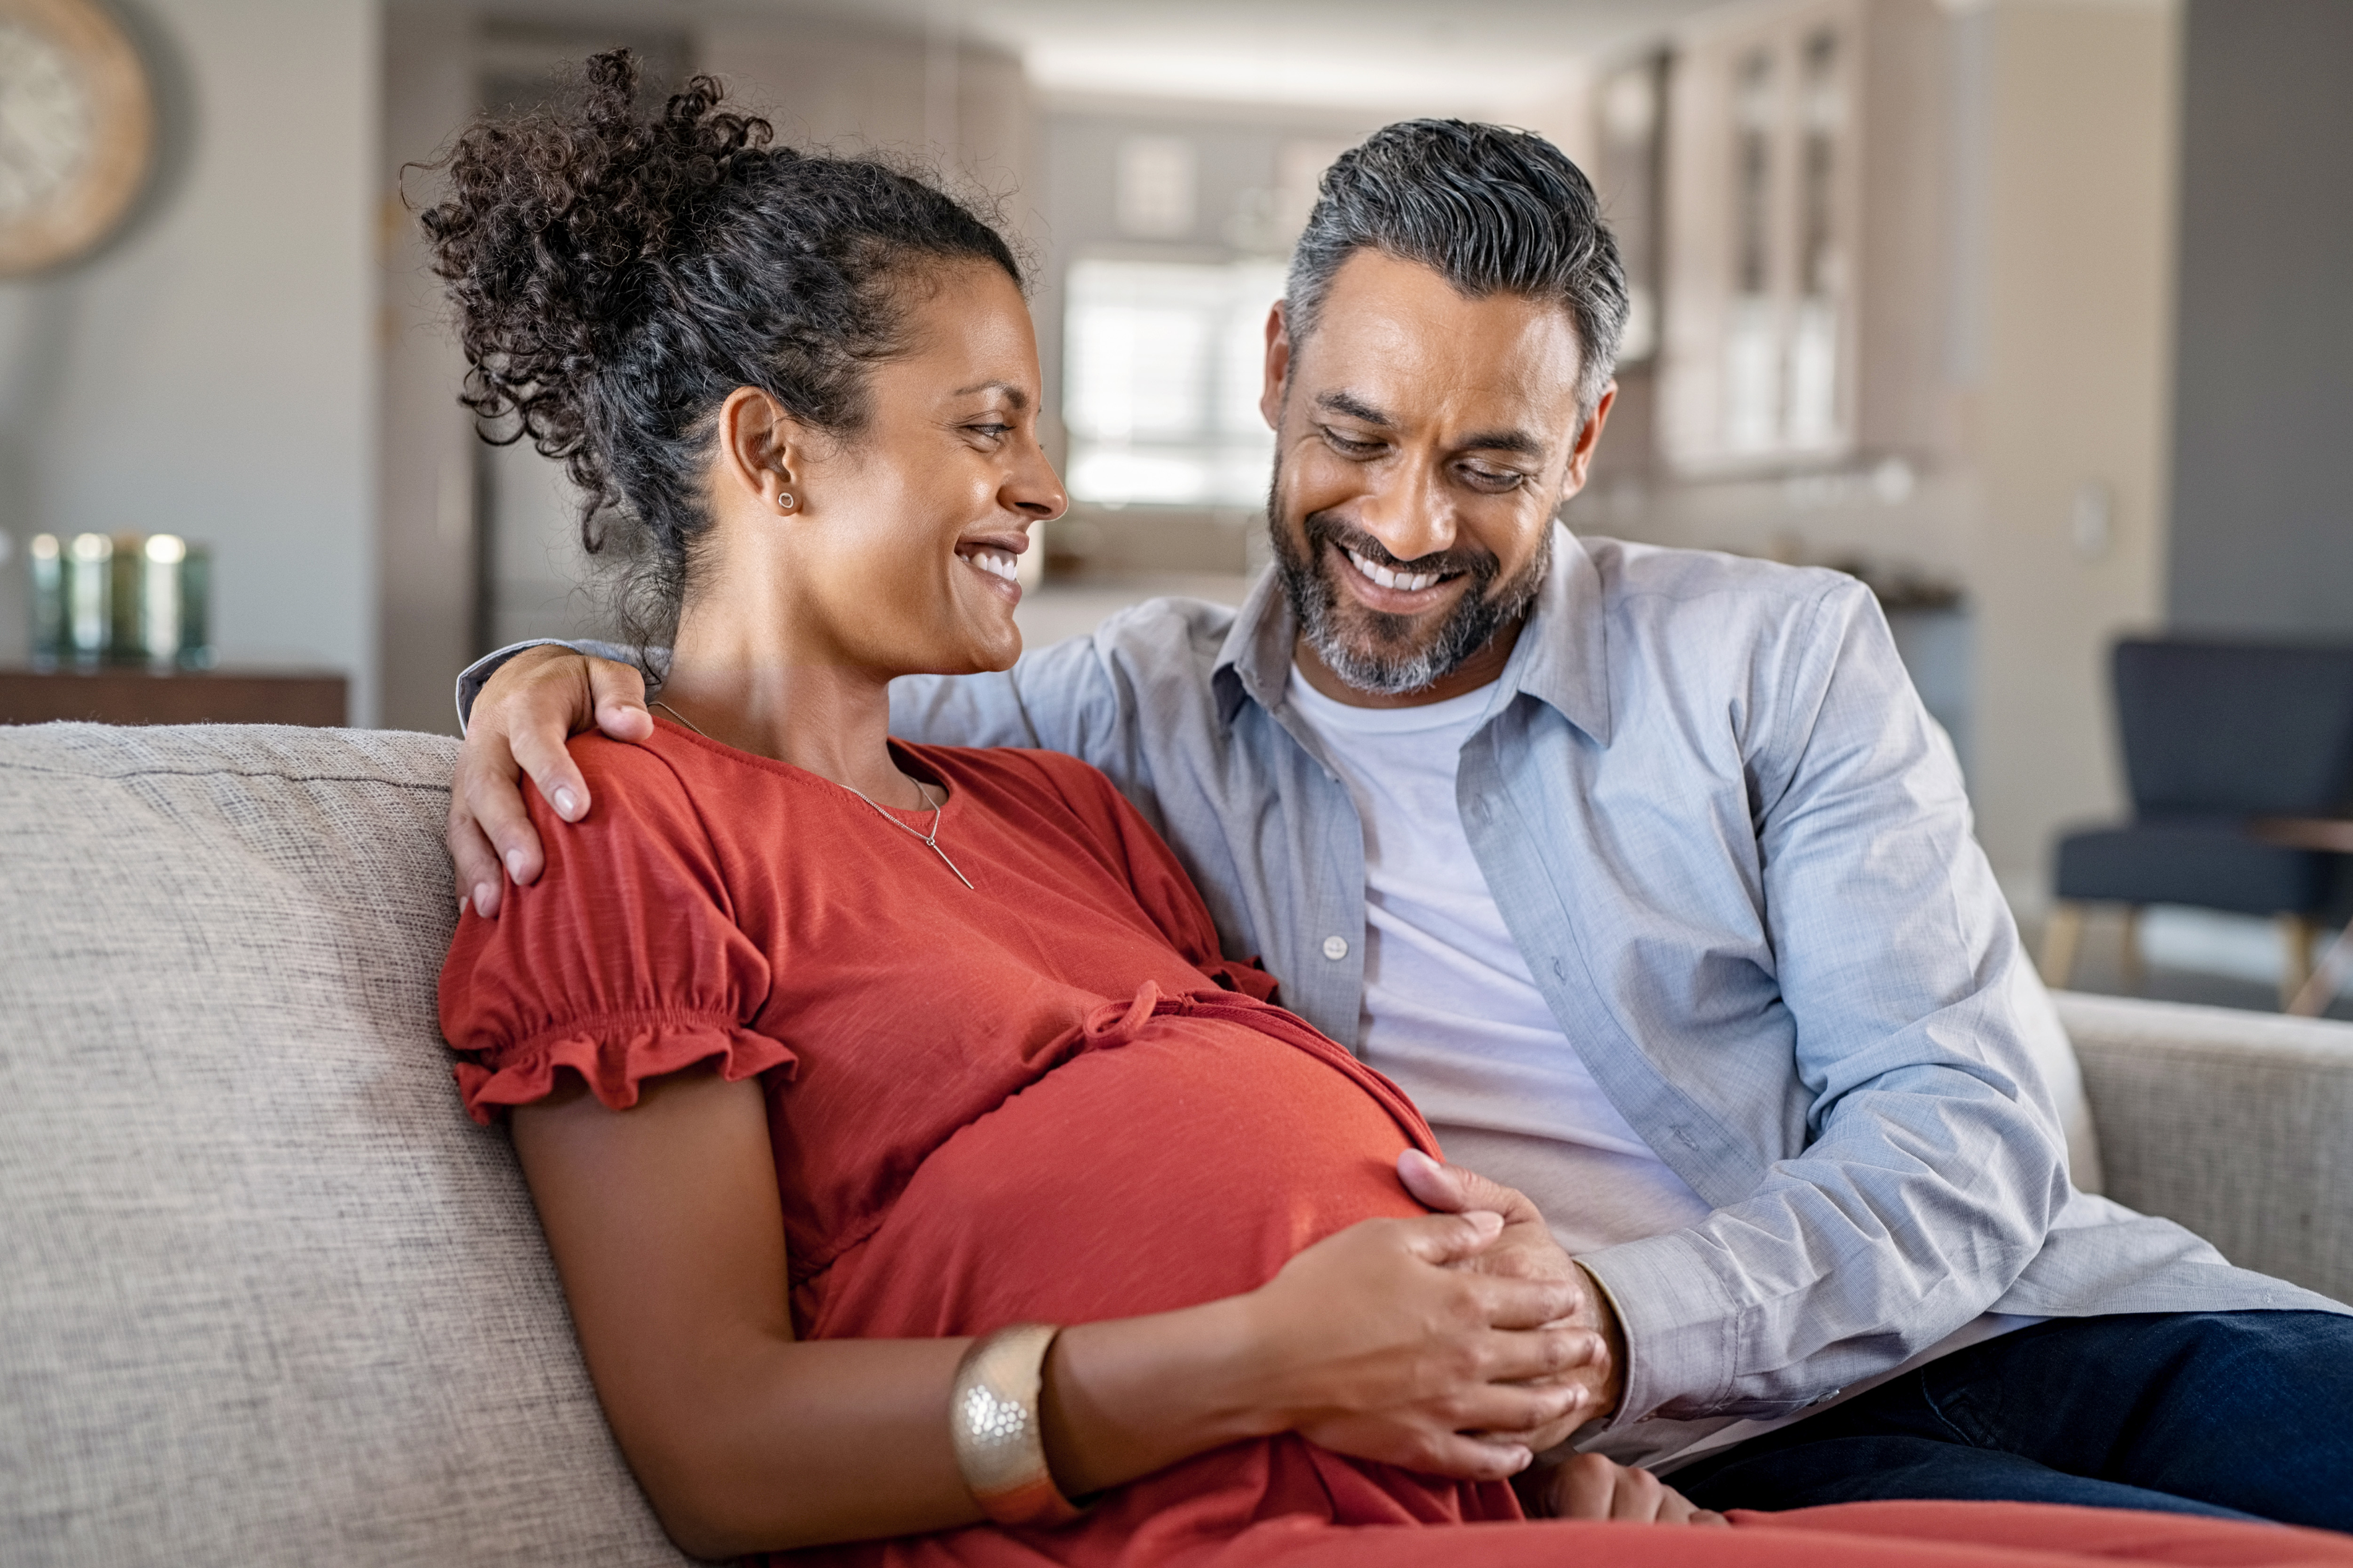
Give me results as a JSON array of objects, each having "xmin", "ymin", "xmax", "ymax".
[{"xmin": 0, "ymin": 0, "xmax": 152, "ymax": 276}]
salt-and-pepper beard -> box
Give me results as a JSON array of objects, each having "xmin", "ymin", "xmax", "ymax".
[{"xmin": 1269, "ymin": 459, "xmax": 1552, "ymax": 697}]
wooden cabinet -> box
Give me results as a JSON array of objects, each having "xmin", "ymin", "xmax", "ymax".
[
  {"xmin": 0, "ymin": 666, "xmax": 348, "ymax": 728},
  {"xmin": 1658, "ymin": 0, "xmax": 1949, "ymax": 476}
]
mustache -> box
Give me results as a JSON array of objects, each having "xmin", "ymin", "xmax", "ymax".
[{"xmin": 1302, "ymin": 511, "xmax": 1499, "ymax": 585}]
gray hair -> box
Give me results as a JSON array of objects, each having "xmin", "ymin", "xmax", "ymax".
[{"xmin": 1286, "ymin": 119, "xmax": 1629, "ymax": 414}]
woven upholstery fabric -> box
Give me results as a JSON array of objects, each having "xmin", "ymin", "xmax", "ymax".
[
  {"xmin": 2058, "ymin": 990, "xmax": 2353, "ymax": 1308},
  {"xmin": 0, "ymin": 723, "xmax": 689, "ymax": 1568}
]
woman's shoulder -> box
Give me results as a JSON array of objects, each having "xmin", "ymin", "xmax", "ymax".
[
  {"xmin": 516, "ymin": 727, "xmax": 740, "ymax": 890},
  {"xmin": 446, "ymin": 727, "xmax": 764, "ymax": 984},
  {"xmin": 568, "ymin": 724, "xmax": 701, "ymax": 794},
  {"xmin": 442, "ymin": 724, "xmax": 781, "ymax": 1123},
  {"xmin": 559, "ymin": 724, "xmax": 757, "ymax": 835}
]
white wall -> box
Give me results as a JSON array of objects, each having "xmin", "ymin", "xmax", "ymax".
[
  {"xmin": 378, "ymin": 0, "xmax": 477, "ymax": 734},
  {"xmin": 0, "ymin": 0, "xmax": 381, "ymax": 721},
  {"xmin": 1962, "ymin": 0, "xmax": 2179, "ymax": 903},
  {"xmin": 697, "ymin": 14, "xmax": 1039, "ymax": 273}
]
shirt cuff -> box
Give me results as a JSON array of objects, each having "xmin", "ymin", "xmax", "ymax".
[
  {"xmin": 451, "ymin": 639, "xmax": 646, "ymax": 734},
  {"xmin": 1576, "ymin": 1230, "xmax": 1746, "ymax": 1428}
]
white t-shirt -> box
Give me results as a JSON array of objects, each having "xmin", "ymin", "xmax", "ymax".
[
  {"xmin": 1281, "ymin": 667, "xmax": 1712, "ymax": 1255},
  {"xmin": 1282, "ymin": 665, "xmax": 2036, "ymax": 1470}
]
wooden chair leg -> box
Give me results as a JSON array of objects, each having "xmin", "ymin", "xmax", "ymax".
[
  {"xmin": 2042, "ymin": 902, "xmax": 2088, "ymax": 989},
  {"xmin": 2118, "ymin": 905, "xmax": 2144, "ymax": 993},
  {"xmin": 2288, "ymin": 922, "xmax": 2353, "ymax": 1017},
  {"xmin": 2279, "ymin": 914, "xmax": 2320, "ymax": 1010}
]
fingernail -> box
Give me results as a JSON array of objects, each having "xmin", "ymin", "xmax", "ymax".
[
  {"xmin": 553, "ymin": 787, "xmax": 578, "ymax": 819},
  {"xmin": 474, "ymin": 883, "xmax": 496, "ymax": 914},
  {"xmin": 1467, "ymin": 1210, "xmax": 1504, "ymax": 1238},
  {"xmin": 457, "ymin": 892, "xmax": 470, "ymax": 916},
  {"xmin": 504, "ymin": 849, "xmax": 524, "ymax": 880}
]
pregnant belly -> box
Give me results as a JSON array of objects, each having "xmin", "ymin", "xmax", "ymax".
[{"xmin": 806, "ymin": 1000, "xmax": 1432, "ymax": 1341}]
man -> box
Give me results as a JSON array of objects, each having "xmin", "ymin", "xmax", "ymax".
[{"xmin": 446, "ymin": 121, "xmax": 2351, "ymax": 1524}]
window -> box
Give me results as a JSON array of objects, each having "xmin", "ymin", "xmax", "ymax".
[
  {"xmin": 1113, "ymin": 137, "xmax": 1197, "ymax": 240},
  {"xmin": 1062, "ymin": 257, "xmax": 1287, "ymax": 508}
]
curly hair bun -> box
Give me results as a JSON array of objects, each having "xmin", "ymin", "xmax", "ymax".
[
  {"xmin": 423, "ymin": 51, "xmax": 773, "ymax": 473},
  {"xmin": 419, "ymin": 48, "xmax": 1019, "ymax": 647}
]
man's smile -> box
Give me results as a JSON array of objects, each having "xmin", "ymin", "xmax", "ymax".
[
  {"xmin": 1330, "ymin": 538, "xmax": 1471, "ymax": 616},
  {"xmin": 1280, "ymin": 493, "xmax": 1537, "ymax": 697}
]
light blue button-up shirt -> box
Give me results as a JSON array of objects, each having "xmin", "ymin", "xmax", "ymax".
[{"xmin": 461, "ymin": 526, "xmax": 2337, "ymax": 1437}]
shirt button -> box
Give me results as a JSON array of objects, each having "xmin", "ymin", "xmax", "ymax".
[{"xmin": 1322, "ymin": 935, "xmax": 1350, "ymax": 961}]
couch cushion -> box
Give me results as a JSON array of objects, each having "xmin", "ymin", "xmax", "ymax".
[
  {"xmin": 2055, "ymin": 990, "xmax": 2353, "ymax": 1306},
  {"xmin": 0, "ymin": 723, "xmax": 689, "ymax": 1568}
]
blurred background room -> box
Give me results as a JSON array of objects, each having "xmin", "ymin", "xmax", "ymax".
[{"xmin": 0, "ymin": 0, "xmax": 2348, "ymax": 1015}]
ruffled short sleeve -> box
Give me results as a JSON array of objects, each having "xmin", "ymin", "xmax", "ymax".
[{"xmin": 437, "ymin": 735, "xmax": 792, "ymax": 1125}]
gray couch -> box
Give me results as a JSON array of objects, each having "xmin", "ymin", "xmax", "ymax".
[{"xmin": 3, "ymin": 722, "xmax": 2348, "ymax": 1566}]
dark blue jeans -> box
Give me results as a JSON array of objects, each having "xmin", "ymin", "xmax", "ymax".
[{"xmin": 1672, "ymin": 1311, "xmax": 2353, "ymax": 1531}]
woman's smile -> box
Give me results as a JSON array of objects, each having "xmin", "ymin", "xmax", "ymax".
[{"xmin": 955, "ymin": 532, "xmax": 1028, "ymax": 603}]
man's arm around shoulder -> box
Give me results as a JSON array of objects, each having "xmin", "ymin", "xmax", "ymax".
[{"xmin": 444, "ymin": 608, "xmax": 1198, "ymax": 914}]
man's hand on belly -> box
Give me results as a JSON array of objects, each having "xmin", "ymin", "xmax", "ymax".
[
  {"xmin": 1398, "ymin": 1151, "xmax": 1626, "ymax": 1445},
  {"xmin": 1231, "ymin": 1208, "xmax": 1596, "ymax": 1481}
]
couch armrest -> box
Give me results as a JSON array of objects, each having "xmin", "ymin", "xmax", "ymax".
[{"xmin": 2053, "ymin": 991, "xmax": 2352, "ymax": 1307}]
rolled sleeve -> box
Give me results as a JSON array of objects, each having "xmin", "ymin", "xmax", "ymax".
[
  {"xmin": 1577, "ymin": 1233, "xmax": 1743, "ymax": 1422},
  {"xmin": 888, "ymin": 631, "xmax": 1117, "ymax": 754},
  {"xmin": 889, "ymin": 613, "xmax": 1194, "ymax": 817},
  {"xmin": 453, "ymin": 638, "xmax": 639, "ymax": 733}
]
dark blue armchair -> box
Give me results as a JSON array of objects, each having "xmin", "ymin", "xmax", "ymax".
[{"xmin": 2045, "ymin": 638, "xmax": 2353, "ymax": 1003}]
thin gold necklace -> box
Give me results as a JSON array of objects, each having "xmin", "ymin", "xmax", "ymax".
[{"xmin": 651, "ymin": 698, "xmax": 974, "ymax": 889}]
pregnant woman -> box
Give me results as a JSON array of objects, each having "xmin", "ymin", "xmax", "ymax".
[{"xmin": 434, "ymin": 53, "xmax": 2351, "ymax": 1568}]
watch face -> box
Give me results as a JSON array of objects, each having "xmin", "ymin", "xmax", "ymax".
[{"xmin": 0, "ymin": 21, "xmax": 96, "ymax": 222}]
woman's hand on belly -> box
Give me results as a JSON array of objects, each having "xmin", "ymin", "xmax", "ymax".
[
  {"xmin": 1043, "ymin": 1208, "xmax": 1598, "ymax": 1496},
  {"xmin": 1219, "ymin": 1208, "xmax": 1603, "ymax": 1481},
  {"xmin": 1398, "ymin": 1150, "xmax": 1626, "ymax": 1447}
]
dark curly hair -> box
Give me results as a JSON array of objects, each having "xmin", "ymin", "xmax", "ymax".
[{"xmin": 419, "ymin": 49, "xmax": 1021, "ymax": 650}]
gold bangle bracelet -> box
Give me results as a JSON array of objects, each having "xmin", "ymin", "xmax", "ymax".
[{"xmin": 948, "ymin": 1323, "xmax": 1085, "ymax": 1527}]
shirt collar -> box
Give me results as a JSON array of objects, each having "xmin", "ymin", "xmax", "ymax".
[
  {"xmin": 1212, "ymin": 522, "xmax": 1613, "ymax": 744},
  {"xmin": 1501, "ymin": 523, "xmax": 1613, "ymax": 744},
  {"xmin": 1212, "ymin": 565, "xmax": 1295, "ymax": 726}
]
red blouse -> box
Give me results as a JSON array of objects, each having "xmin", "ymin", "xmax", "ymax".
[
  {"xmin": 437, "ymin": 722, "xmax": 2352, "ymax": 1568},
  {"xmin": 438, "ymin": 722, "xmax": 1521, "ymax": 1562}
]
